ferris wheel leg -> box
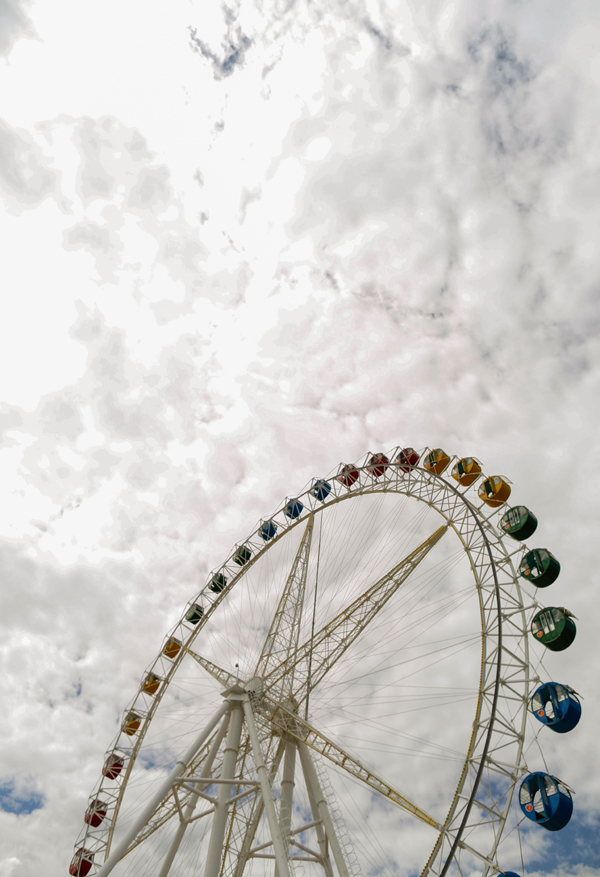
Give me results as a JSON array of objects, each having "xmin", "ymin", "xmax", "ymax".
[
  {"xmin": 97, "ymin": 699, "xmax": 232, "ymax": 877},
  {"xmin": 298, "ymin": 743, "xmax": 350, "ymax": 877},
  {"xmin": 157, "ymin": 710, "xmax": 232, "ymax": 877},
  {"xmin": 242, "ymin": 695, "xmax": 293, "ymax": 877},
  {"xmin": 274, "ymin": 738, "xmax": 297, "ymax": 877},
  {"xmin": 300, "ymin": 746, "xmax": 334, "ymax": 877},
  {"xmin": 204, "ymin": 702, "xmax": 245, "ymax": 877},
  {"xmin": 232, "ymin": 738, "xmax": 287, "ymax": 877}
]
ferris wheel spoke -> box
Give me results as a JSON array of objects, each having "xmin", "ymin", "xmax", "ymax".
[
  {"xmin": 186, "ymin": 649, "xmax": 242, "ymax": 690},
  {"xmin": 254, "ymin": 514, "xmax": 315, "ymax": 688},
  {"xmin": 260, "ymin": 691, "xmax": 441, "ymax": 830},
  {"xmin": 263, "ymin": 524, "xmax": 448, "ymax": 704}
]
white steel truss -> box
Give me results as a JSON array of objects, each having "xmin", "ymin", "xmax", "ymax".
[{"xmin": 74, "ymin": 448, "xmax": 538, "ymax": 877}]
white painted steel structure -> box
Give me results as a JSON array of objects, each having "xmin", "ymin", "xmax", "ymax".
[{"xmin": 72, "ymin": 447, "xmax": 542, "ymax": 877}]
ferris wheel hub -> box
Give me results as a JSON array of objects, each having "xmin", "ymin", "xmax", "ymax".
[{"xmin": 243, "ymin": 675, "xmax": 264, "ymax": 703}]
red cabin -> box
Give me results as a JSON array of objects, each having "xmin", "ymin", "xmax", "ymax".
[
  {"xmin": 367, "ymin": 453, "xmax": 389, "ymax": 478},
  {"xmin": 69, "ymin": 849, "xmax": 94, "ymax": 876},
  {"xmin": 338, "ymin": 464, "xmax": 359, "ymax": 487},
  {"xmin": 84, "ymin": 798, "xmax": 107, "ymax": 828},
  {"xmin": 102, "ymin": 753, "xmax": 124, "ymax": 780},
  {"xmin": 396, "ymin": 448, "xmax": 419, "ymax": 472}
]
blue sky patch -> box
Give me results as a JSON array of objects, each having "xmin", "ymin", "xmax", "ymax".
[{"xmin": 0, "ymin": 777, "xmax": 45, "ymax": 815}]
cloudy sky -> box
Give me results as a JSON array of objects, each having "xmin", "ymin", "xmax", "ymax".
[{"xmin": 1, "ymin": 0, "xmax": 599, "ymax": 874}]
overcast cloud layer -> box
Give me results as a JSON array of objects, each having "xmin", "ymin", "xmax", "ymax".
[{"xmin": 1, "ymin": 0, "xmax": 599, "ymax": 875}]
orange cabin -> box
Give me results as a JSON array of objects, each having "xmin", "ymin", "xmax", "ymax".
[
  {"xmin": 163, "ymin": 637, "xmax": 182, "ymax": 660},
  {"xmin": 423, "ymin": 449, "xmax": 451, "ymax": 475},
  {"xmin": 142, "ymin": 673, "xmax": 161, "ymax": 696},
  {"xmin": 451, "ymin": 457, "xmax": 482, "ymax": 487},
  {"xmin": 122, "ymin": 711, "xmax": 141, "ymax": 736},
  {"xmin": 478, "ymin": 475, "xmax": 511, "ymax": 507}
]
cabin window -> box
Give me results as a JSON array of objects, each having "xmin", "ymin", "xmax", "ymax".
[
  {"xmin": 519, "ymin": 785, "xmax": 531, "ymax": 805},
  {"xmin": 533, "ymin": 791, "xmax": 545, "ymax": 814},
  {"xmin": 507, "ymin": 508, "xmax": 521, "ymax": 527},
  {"xmin": 555, "ymin": 684, "xmax": 568, "ymax": 701},
  {"xmin": 541, "ymin": 610, "xmax": 555, "ymax": 633}
]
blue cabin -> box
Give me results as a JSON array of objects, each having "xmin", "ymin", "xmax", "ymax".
[
  {"xmin": 284, "ymin": 499, "xmax": 303, "ymax": 519},
  {"xmin": 311, "ymin": 480, "xmax": 331, "ymax": 502},
  {"xmin": 530, "ymin": 682, "xmax": 581, "ymax": 733},
  {"xmin": 502, "ymin": 873, "xmax": 522, "ymax": 877},
  {"xmin": 259, "ymin": 520, "xmax": 277, "ymax": 541},
  {"xmin": 519, "ymin": 772, "xmax": 573, "ymax": 831}
]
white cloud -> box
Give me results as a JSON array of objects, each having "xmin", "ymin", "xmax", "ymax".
[{"xmin": 0, "ymin": 0, "xmax": 599, "ymax": 874}]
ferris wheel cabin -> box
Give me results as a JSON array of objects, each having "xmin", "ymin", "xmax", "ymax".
[
  {"xmin": 162, "ymin": 637, "xmax": 182, "ymax": 659},
  {"xmin": 367, "ymin": 453, "xmax": 389, "ymax": 477},
  {"xmin": 338, "ymin": 463, "xmax": 359, "ymax": 486},
  {"xmin": 519, "ymin": 772, "xmax": 573, "ymax": 830},
  {"xmin": 84, "ymin": 798, "xmax": 107, "ymax": 828},
  {"xmin": 69, "ymin": 849, "xmax": 94, "ymax": 876},
  {"xmin": 530, "ymin": 682, "xmax": 582, "ymax": 733},
  {"xmin": 531, "ymin": 607, "xmax": 576, "ymax": 650},
  {"xmin": 499, "ymin": 506, "xmax": 538, "ymax": 540},
  {"xmin": 101, "ymin": 753, "xmax": 124, "ymax": 780},
  {"xmin": 284, "ymin": 498, "xmax": 304, "ymax": 519},
  {"xmin": 395, "ymin": 447, "xmax": 420, "ymax": 471},
  {"xmin": 519, "ymin": 549, "xmax": 560, "ymax": 588},
  {"xmin": 233, "ymin": 544, "xmax": 252, "ymax": 566},
  {"xmin": 311, "ymin": 479, "xmax": 332, "ymax": 501},
  {"xmin": 423, "ymin": 448, "xmax": 451, "ymax": 475},
  {"xmin": 209, "ymin": 572, "xmax": 228, "ymax": 593},
  {"xmin": 259, "ymin": 520, "xmax": 277, "ymax": 541},
  {"xmin": 185, "ymin": 604, "xmax": 204, "ymax": 625},
  {"xmin": 477, "ymin": 475, "xmax": 511, "ymax": 507},
  {"xmin": 122, "ymin": 711, "xmax": 141, "ymax": 736},
  {"xmin": 451, "ymin": 457, "xmax": 482, "ymax": 486}
]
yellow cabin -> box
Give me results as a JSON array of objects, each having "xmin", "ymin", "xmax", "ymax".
[
  {"xmin": 423, "ymin": 449, "xmax": 451, "ymax": 476},
  {"xmin": 122, "ymin": 711, "xmax": 141, "ymax": 736},
  {"xmin": 451, "ymin": 457, "xmax": 482, "ymax": 487},
  {"xmin": 142, "ymin": 673, "xmax": 161, "ymax": 696},
  {"xmin": 478, "ymin": 475, "xmax": 511, "ymax": 507},
  {"xmin": 162, "ymin": 637, "xmax": 182, "ymax": 660}
]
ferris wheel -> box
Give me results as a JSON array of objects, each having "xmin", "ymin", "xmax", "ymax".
[{"xmin": 70, "ymin": 446, "xmax": 581, "ymax": 877}]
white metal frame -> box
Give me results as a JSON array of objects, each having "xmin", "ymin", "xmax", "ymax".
[{"xmin": 73, "ymin": 447, "xmax": 539, "ymax": 877}]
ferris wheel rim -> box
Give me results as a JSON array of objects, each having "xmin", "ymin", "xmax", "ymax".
[{"xmin": 74, "ymin": 447, "xmax": 533, "ymax": 877}]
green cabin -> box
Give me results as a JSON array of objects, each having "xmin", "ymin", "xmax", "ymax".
[
  {"xmin": 499, "ymin": 506, "xmax": 538, "ymax": 541},
  {"xmin": 185, "ymin": 603, "xmax": 204, "ymax": 624},
  {"xmin": 519, "ymin": 549, "xmax": 560, "ymax": 588},
  {"xmin": 531, "ymin": 607, "xmax": 577, "ymax": 651},
  {"xmin": 233, "ymin": 545, "xmax": 252, "ymax": 566}
]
